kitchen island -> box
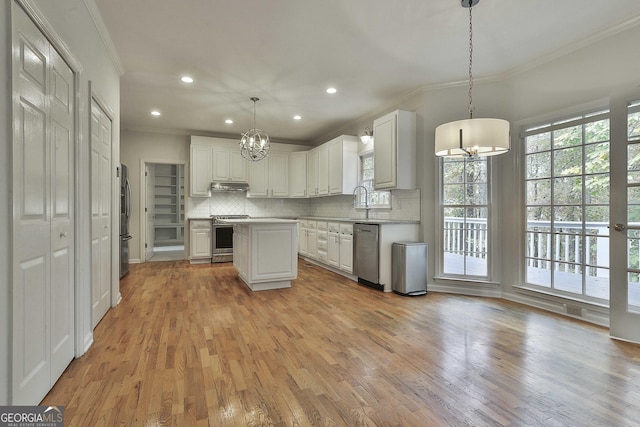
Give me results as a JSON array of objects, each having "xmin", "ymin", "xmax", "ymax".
[{"xmin": 221, "ymin": 218, "xmax": 299, "ymax": 291}]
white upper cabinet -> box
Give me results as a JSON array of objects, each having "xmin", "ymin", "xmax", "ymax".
[
  {"xmin": 248, "ymin": 152, "xmax": 289, "ymax": 197},
  {"xmin": 328, "ymin": 135, "xmax": 358, "ymax": 195},
  {"xmin": 373, "ymin": 110, "xmax": 416, "ymax": 190},
  {"xmin": 290, "ymin": 151, "xmax": 307, "ymax": 198},
  {"xmin": 307, "ymin": 148, "xmax": 319, "ymax": 197},
  {"xmin": 317, "ymin": 144, "xmax": 329, "ymax": 196},
  {"xmin": 212, "ymin": 147, "xmax": 248, "ymax": 182},
  {"xmin": 190, "ymin": 143, "xmax": 212, "ymax": 196}
]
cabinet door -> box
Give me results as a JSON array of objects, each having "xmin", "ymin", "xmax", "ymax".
[
  {"xmin": 229, "ymin": 150, "xmax": 248, "ymax": 182},
  {"xmin": 307, "ymin": 229, "xmax": 317, "ymax": 259},
  {"xmin": 269, "ymin": 153, "xmax": 289, "ymax": 197},
  {"xmin": 307, "ymin": 148, "xmax": 318, "ymax": 197},
  {"xmin": 248, "ymin": 159, "xmax": 269, "ymax": 197},
  {"xmin": 298, "ymin": 224, "xmax": 308, "ymax": 255},
  {"xmin": 373, "ymin": 112, "xmax": 397, "ymax": 189},
  {"xmin": 290, "ymin": 151, "xmax": 307, "ymax": 197},
  {"xmin": 339, "ymin": 234, "xmax": 353, "ymax": 273},
  {"xmin": 328, "ymin": 231, "xmax": 340, "ymax": 268},
  {"xmin": 212, "ymin": 148, "xmax": 231, "ymax": 181},
  {"xmin": 190, "ymin": 226, "xmax": 211, "ymax": 258},
  {"xmin": 191, "ymin": 144, "xmax": 212, "ymax": 196},
  {"xmin": 317, "ymin": 144, "xmax": 329, "ymax": 196},
  {"xmin": 328, "ymin": 139, "xmax": 342, "ymax": 194}
]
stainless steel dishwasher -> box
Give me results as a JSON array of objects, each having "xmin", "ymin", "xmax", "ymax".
[{"xmin": 353, "ymin": 223, "xmax": 381, "ymax": 290}]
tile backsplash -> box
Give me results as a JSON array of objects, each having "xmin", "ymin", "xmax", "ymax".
[{"xmin": 188, "ymin": 189, "xmax": 420, "ymax": 221}]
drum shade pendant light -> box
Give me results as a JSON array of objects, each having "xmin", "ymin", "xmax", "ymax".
[
  {"xmin": 435, "ymin": 0, "xmax": 510, "ymax": 158},
  {"xmin": 240, "ymin": 97, "xmax": 270, "ymax": 161}
]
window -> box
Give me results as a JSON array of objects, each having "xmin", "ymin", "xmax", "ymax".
[
  {"xmin": 523, "ymin": 109, "xmax": 610, "ymax": 301},
  {"xmin": 440, "ymin": 156, "xmax": 489, "ymax": 278},
  {"xmin": 356, "ymin": 152, "xmax": 390, "ymax": 208}
]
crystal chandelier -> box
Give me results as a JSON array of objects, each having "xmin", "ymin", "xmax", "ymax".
[
  {"xmin": 240, "ymin": 97, "xmax": 270, "ymax": 161},
  {"xmin": 435, "ymin": 0, "xmax": 510, "ymax": 157}
]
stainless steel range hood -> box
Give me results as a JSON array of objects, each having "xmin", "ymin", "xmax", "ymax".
[{"xmin": 210, "ymin": 181, "xmax": 249, "ymax": 192}]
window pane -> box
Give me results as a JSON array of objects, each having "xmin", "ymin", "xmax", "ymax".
[
  {"xmin": 586, "ymin": 236, "xmax": 609, "ymax": 268},
  {"xmin": 585, "ymin": 268, "xmax": 609, "ymax": 300},
  {"xmin": 526, "ymin": 132, "xmax": 551, "ymax": 153},
  {"xmin": 526, "ymin": 152, "xmax": 551, "ymax": 179},
  {"xmin": 584, "ymin": 142, "xmax": 609, "ymax": 174},
  {"xmin": 585, "ymin": 119, "xmax": 610, "ymax": 143},
  {"xmin": 443, "ymin": 161, "xmax": 465, "ymax": 183},
  {"xmin": 465, "ymin": 183, "xmax": 487, "ymax": 205},
  {"xmin": 443, "ymin": 184, "xmax": 465, "ymax": 205},
  {"xmin": 526, "ymin": 232, "xmax": 551, "ymax": 258},
  {"xmin": 553, "ymin": 146, "xmax": 583, "ymax": 177},
  {"xmin": 585, "ymin": 174, "xmax": 610, "ymax": 204},
  {"xmin": 527, "ymin": 206, "xmax": 551, "ymax": 224},
  {"xmin": 554, "ymin": 263, "xmax": 583, "ymax": 294},
  {"xmin": 553, "ymin": 176, "xmax": 583, "ymax": 205},
  {"xmin": 628, "ymin": 111, "xmax": 640, "ymax": 139},
  {"xmin": 554, "ymin": 125, "xmax": 582, "ymax": 148},
  {"xmin": 628, "ymin": 143, "xmax": 640, "ymax": 173},
  {"xmin": 526, "ymin": 179, "xmax": 551, "ymax": 205},
  {"xmin": 526, "ymin": 258, "xmax": 551, "ymax": 287},
  {"xmin": 553, "ymin": 206, "xmax": 582, "ymax": 227}
]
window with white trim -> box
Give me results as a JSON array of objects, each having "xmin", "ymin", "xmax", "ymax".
[
  {"xmin": 523, "ymin": 109, "xmax": 610, "ymax": 301},
  {"xmin": 356, "ymin": 152, "xmax": 390, "ymax": 208},
  {"xmin": 440, "ymin": 156, "xmax": 490, "ymax": 278}
]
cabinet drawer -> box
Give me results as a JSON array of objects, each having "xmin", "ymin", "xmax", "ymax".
[
  {"xmin": 327, "ymin": 222, "xmax": 340, "ymax": 233},
  {"xmin": 190, "ymin": 220, "xmax": 211, "ymax": 230},
  {"xmin": 339, "ymin": 223, "xmax": 353, "ymax": 235},
  {"xmin": 316, "ymin": 221, "xmax": 328, "ymax": 231},
  {"xmin": 307, "ymin": 220, "xmax": 317, "ymax": 230},
  {"xmin": 317, "ymin": 240, "xmax": 327, "ymax": 251}
]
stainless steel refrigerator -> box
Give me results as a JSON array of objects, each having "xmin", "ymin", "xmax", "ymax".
[{"xmin": 120, "ymin": 163, "xmax": 132, "ymax": 278}]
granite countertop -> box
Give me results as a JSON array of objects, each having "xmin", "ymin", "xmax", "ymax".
[{"xmin": 298, "ymin": 216, "xmax": 420, "ymax": 225}]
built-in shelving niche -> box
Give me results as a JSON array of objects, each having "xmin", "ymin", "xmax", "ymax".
[{"xmin": 153, "ymin": 164, "xmax": 185, "ymax": 246}]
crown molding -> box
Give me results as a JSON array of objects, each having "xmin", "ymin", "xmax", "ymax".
[{"xmin": 83, "ymin": 0, "xmax": 125, "ymax": 75}]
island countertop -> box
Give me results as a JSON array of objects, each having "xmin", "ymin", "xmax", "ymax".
[{"xmin": 219, "ymin": 218, "xmax": 299, "ymax": 225}]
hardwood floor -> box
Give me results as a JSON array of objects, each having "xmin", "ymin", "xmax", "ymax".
[{"xmin": 42, "ymin": 261, "xmax": 640, "ymax": 426}]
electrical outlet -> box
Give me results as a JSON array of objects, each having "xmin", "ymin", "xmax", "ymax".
[{"xmin": 566, "ymin": 305, "xmax": 583, "ymax": 316}]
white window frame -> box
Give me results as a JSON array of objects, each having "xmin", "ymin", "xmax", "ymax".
[
  {"xmin": 521, "ymin": 107, "xmax": 611, "ymax": 303},
  {"xmin": 355, "ymin": 152, "xmax": 391, "ymax": 209}
]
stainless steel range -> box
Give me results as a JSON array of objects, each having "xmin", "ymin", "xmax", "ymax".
[{"xmin": 211, "ymin": 215, "xmax": 249, "ymax": 263}]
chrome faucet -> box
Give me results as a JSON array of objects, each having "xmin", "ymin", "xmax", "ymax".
[{"xmin": 352, "ymin": 185, "xmax": 370, "ymax": 219}]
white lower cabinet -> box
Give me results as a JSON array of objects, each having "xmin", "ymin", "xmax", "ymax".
[
  {"xmin": 339, "ymin": 223, "xmax": 353, "ymax": 273},
  {"xmin": 190, "ymin": 220, "xmax": 212, "ymax": 262},
  {"xmin": 300, "ymin": 220, "xmax": 353, "ymax": 275}
]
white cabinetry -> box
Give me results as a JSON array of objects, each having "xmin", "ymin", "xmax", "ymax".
[
  {"xmin": 298, "ymin": 220, "xmax": 308, "ymax": 256},
  {"xmin": 307, "ymin": 220, "xmax": 317, "ymax": 259},
  {"xmin": 373, "ymin": 110, "xmax": 416, "ymax": 190},
  {"xmin": 328, "ymin": 136, "xmax": 359, "ymax": 195},
  {"xmin": 327, "ymin": 222, "xmax": 340, "ymax": 268},
  {"xmin": 190, "ymin": 144, "xmax": 213, "ymax": 196},
  {"xmin": 290, "ymin": 151, "xmax": 308, "ymax": 197},
  {"xmin": 317, "ymin": 144, "xmax": 329, "ymax": 196},
  {"xmin": 232, "ymin": 221, "xmax": 298, "ymax": 291},
  {"xmin": 339, "ymin": 223, "xmax": 353, "ymax": 273},
  {"xmin": 306, "ymin": 148, "xmax": 318, "ymax": 197},
  {"xmin": 212, "ymin": 147, "xmax": 247, "ymax": 182},
  {"xmin": 248, "ymin": 152, "xmax": 289, "ymax": 197},
  {"xmin": 189, "ymin": 220, "xmax": 211, "ymax": 262},
  {"xmin": 316, "ymin": 221, "xmax": 328, "ymax": 263}
]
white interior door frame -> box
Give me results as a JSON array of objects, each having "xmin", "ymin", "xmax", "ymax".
[{"xmin": 139, "ymin": 159, "xmax": 188, "ymax": 262}]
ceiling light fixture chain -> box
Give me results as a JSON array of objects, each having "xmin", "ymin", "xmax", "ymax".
[
  {"xmin": 468, "ymin": 0, "xmax": 474, "ymax": 119},
  {"xmin": 240, "ymin": 97, "xmax": 270, "ymax": 162}
]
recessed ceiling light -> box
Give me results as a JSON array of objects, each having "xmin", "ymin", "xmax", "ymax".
[
  {"xmin": 293, "ymin": 115, "xmax": 302, "ymax": 120},
  {"xmin": 326, "ymin": 87, "xmax": 337, "ymax": 94},
  {"xmin": 150, "ymin": 110, "xmax": 161, "ymax": 116},
  {"xmin": 225, "ymin": 119, "xmax": 233, "ymax": 124},
  {"xmin": 181, "ymin": 76, "xmax": 194, "ymax": 83}
]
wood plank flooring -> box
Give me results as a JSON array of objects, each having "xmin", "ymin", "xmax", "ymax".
[{"xmin": 42, "ymin": 261, "xmax": 640, "ymax": 426}]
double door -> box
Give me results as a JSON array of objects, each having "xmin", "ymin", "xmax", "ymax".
[{"xmin": 12, "ymin": 4, "xmax": 76, "ymax": 404}]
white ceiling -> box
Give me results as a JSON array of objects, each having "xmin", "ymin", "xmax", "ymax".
[{"xmin": 94, "ymin": 0, "xmax": 640, "ymax": 144}]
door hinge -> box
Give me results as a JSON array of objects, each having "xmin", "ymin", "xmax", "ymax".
[
  {"xmin": 145, "ymin": 207, "xmax": 147, "ymax": 212},
  {"xmin": 145, "ymin": 171, "xmax": 148, "ymax": 176},
  {"xmin": 145, "ymin": 243, "xmax": 148, "ymax": 248}
]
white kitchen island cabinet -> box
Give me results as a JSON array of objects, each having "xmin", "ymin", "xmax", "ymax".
[{"xmin": 226, "ymin": 218, "xmax": 299, "ymax": 291}]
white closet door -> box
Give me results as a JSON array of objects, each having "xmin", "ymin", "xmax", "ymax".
[
  {"xmin": 91, "ymin": 98, "xmax": 112, "ymax": 328},
  {"xmin": 12, "ymin": 4, "xmax": 75, "ymax": 404}
]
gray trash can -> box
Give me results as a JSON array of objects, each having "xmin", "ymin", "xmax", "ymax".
[{"xmin": 392, "ymin": 242, "xmax": 427, "ymax": 296}]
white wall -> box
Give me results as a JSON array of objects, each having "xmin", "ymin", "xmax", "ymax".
[
  {"xmin": 2, "ymin": 0, "xmax": 120, "ymax": 404},
  {"xmin": 120, "ymin": 130, "xmax": 191, "ymax": 263}
]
